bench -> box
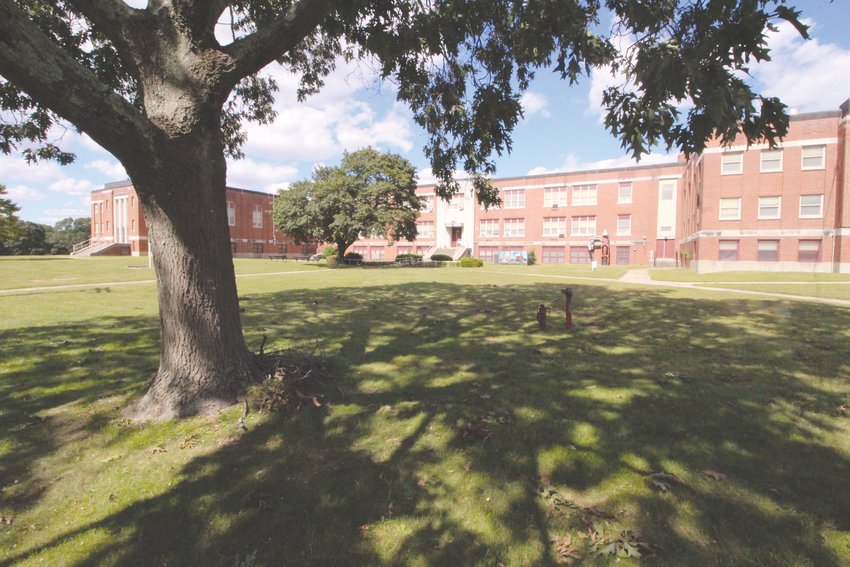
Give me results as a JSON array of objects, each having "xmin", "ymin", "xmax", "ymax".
[{"xmin": 269, "ymin": 255, "xmax": 287, "ymax": 260}]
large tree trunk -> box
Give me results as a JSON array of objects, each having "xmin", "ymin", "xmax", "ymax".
[{"xmin": 125, "ymin": 134, "xmax": 260, "ymax": 421}]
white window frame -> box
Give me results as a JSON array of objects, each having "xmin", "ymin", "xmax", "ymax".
[
  {"xmin": 801, "ymin": 145, "xmax": 825, "ymax": 170},
  {"xmin": 227, "ymin": 201, "xmax": 236, "ymax": 227},
  {"xmin": 479, "ymin": 219, "xmax": 500, "ymax": 237},
  {"xmin": 616, "ymin": 214, "xmax": 631, "ymax": 236},
  {"xmin": 503, "ymin": 218, "xmax": 525, "ymax": 237},
  {"xmin": 760, "ymin": 149, "xmax": 783, "ymax": 172},
  {"xmin": 757, "ymin": 196, "xmax": 781, "ymax": 220},
  {"xmin": 543, "ymin": 186, "xmax": 567, "ymax": 208},
  {"xmin": 419, "ymin": 196, "xmax": 434, "ymax": 213},
  {"xmin": 570, "ymin": 215, "xmax": 596, "ymax": 236},
  {"xmin": 542, "ymin": 216, "xmax": 567, "ymax": 237},
  {"xmin": 572, "ymin": 185, "xmax": 597, "ymax": 206},
  {"xmin": 618, "ymin": 182, "xmax": 633, "ymax": 204},
  {"xmin": 718, "ymin": 197, "xmax": 741, "ymax": 220},
  {"xmin": 721, "ymin": 152, "xmax": 743, "ymax": 175},
  {"xmin": 719, "ymin": 240, "xmax": 739, "ymax": 261},
  {"xmin": 252, "ymin": 204, "xmax": 263, "ymax": 228},
  {"xmin": 416, "ymin": 221, "xmax": 434, "ymax": 238},
  {"xmin": 757, "ymin": 240, "xmax": 779, "ymax": 262},
  {"xmin": 799, "ymin": 194, "xmax": 824, "ymax": 219},
  {"xmin": 502, "ymin": 189, "xmax": 525, "ymax": 209}
]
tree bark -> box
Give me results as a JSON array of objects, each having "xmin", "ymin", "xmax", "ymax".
[{"xmin": 124, "ymin": 133, "xmax": 260, "ymax": 421}]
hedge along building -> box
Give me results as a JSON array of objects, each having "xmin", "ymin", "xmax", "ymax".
[
  {"xmin": 354, "ymin": 99, "xmax": 850, "ymax": 273},
  {"xmin": 82, "ymin": 180, "xmax": 316, "ymax": 258}
]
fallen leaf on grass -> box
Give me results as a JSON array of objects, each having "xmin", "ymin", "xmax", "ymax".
[
  {"xmin": 583, "ymin": 506, "xmax": 616, "ymax": 520},
  {"xmin": 0, "ymin": 516, "xmax": 12, "ymax": 525},
  {"xmin": 551, "ymin": 535, "xmax": 582, "ymax": 564},
  {"xmin": 702, "ymin": 470, "xmax": 727, "ymax": 480},
  {"xmin": 591, "ymin": 530, "xmax": 653, "ymax": 559},
  {"xmin": 150, "ymin": 446, "xmax": 167, "ymax": 454},
  {"xmin": 645, "ymin": 471, "xmax": 682, "ymax": 492}
]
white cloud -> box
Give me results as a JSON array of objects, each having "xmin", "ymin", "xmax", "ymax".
[
  {"xmin": 48, "ymin": 178, "xmax": 98, "ymax": 197},
  {"xmin": 528, "ymin": 151, "xmax": 678, "ymax": 176},
  {"xmin": 750, "ymin": 19, "xmax": 850, "ymax": 113},
  {"xmin": 85, "ymin": 159, "xmax": 127, "ymax": 180},
  {"xmin": 37, "ymin": 205, "xmax": 90, "ymax": 225},
  {"xmin": 520, "ymin": 91, "xmax": 550, "ymax": 118},
  {"xmin": 226, "ymin": 158, "xmax": 299, "ymax": 193},
  {"xmin": 6, "ymin": 184, "xmax": 47, "ymax": 202},
  {"xmin": 0, "ymin": 154, "xmax": 69, "ymax": 185}
]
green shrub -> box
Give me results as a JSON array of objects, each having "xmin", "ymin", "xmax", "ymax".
[
  {"xmin": 430, "ymin": 253, "xmax": 453, "ymax": 262},
  {"xmin": 322, "ymin": 246, "xmax": 337, "ymax": 258},
  {"xmin": 396, "ymin": 253, "xmax": 422, "ymax": 260},
  {"xmin": 344, "ymin": 252, "xmax": 363, "ymax": 260},
  {"xmin": 460, "ymin": 257, "xmax": 483, "ymax": 268},
  {"xmin": 527, "ymin": 249, "xmax": 537, "ymax": 265}
]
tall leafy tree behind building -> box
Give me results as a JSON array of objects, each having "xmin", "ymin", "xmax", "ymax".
[
  {"xmin": 273, "ymin": 148, "xmax": 420, "ymax": 263},
  {"xmin": 0, "ymin": 1, "xmax": 807, "ymax": 419}
]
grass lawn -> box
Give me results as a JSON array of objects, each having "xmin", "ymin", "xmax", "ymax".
[
  {"xmin": 0, "ymin": 256, "xmax": 326, "ymax": 291},
  {"xmin": 650, "ymin": 268, "xmax": 850, "ymax": 283},
  {"xmin": 1, "ymin": 259, "xmax": 850, "ymax": 566},
  {"xmin": 703, "ymin": 283, "xmax": 850, "ymax": 302}
]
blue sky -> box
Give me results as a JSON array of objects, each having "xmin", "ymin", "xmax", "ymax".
[{"xmin": 3, "ymin": 1, "xmax": 850, "ymax": 225}]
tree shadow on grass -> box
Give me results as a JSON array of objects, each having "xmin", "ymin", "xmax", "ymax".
[{"xmin": 2, "ymin": 280, "xmax": 850, "ymax": 565}]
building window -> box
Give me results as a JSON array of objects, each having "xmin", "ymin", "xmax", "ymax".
[
  {"xmin": 543, "ymin": 187, "xmax": 567, "ymax": 208},
  {"xmin": 798, "ymin": 240, "xmax": 821, "ymax": 262},
  {"xmin": 397, "ymin": 246, "xmax": 412, "ymax": 255},
  {"xmin": 502, "ymin": 189, "xmax": 525, "ymax": 209},
  {"xmin": 799, "ymin": 194, "xmax": 824, "ymax": 218},
  {"xmin": 503, "ymin": 218, "xmax": 525, "ymax": 237},
  {"xmin": 449, "ymin": 194, "xmax": 464, "ymax": 211},
  {"xmin": 618, "ymin": 182, "xmax": 632, "ymax": 204},
  {"xmin": 478, "ymin": 247, "xmax": 498, "ymax": 263},
  {"xmin": 227, "ymin": 201, "xmax": 236, "ymax": 227},
  {"xmin": 542, "ymin": 247, "xmax": 565, "ymax": 264},
  {"xmin": 416, "ymin": 221, "xmax": 434, "ymax": 238},
  {"xmin": 616, "ymin": 214, "xmax": 631, "ymax": 236},
  {"xmin": 616, "ymin": 246, "xmax": 630, "ymax": 265},
  {"xmin": 660, "ymin": 182, "xmax": 675, "ymax": 201},
  {"xmin": 760, "ymin": 149, "xmax": 783, "ymax": 172},
  {"xmin": 801, "ymin": 145, "xmax": 825, "ymax": 170},
  {"xmin": 479, "ymin": 219, "xmax": 500, "ymax": 237},
  {"xmin": 542, "ymin": 216, "xmax": 567, "ymax": 237},
  {"xmin": 572, "ymin": 184, "xmax": 597, "ymax": 206},
  {"xmin": 719, "ymin": 198, "xmax": 741, "ymax": 220},
  {"xmin": 370, "ymin": 247, "xmax": 384, "ymax": 260},
  {"xmin": 415, "ymin": 245, "xmax": 430, "ymax": 254},
  {"xmin": 231, "ymin": 241, "xmax": 237, "ymax": 253},
  {"xmin": 419, "ymin": 196, "xmax": 433, "ymax": 213},
  {"xmin": 571, "ymin": 215, "xmax": 596, "ymax": 236},
  {"xmin": 253, "ymin": 243, "xmax": 264, "ymax": 254},
  {"xmin": 719, "ymin": 240, "xmax": 739, "ymax": 261},
  {"xmin": 721, "ymin": 152, "xmax": 743, "ymax": 175},
  {"xmin": 757, "ymin": 240, "xmax": 779, "ymax": 262},
  {"xmin": 570, "ymin": 246, "xmax": 590, "ymax": 264},
  {"xmin": 352, "ymin": 246, "xmax": 368, "ymax": 256},
  {"xmin": 253, "ymin": 204, "xmax": 263, "ymax": 228},
  {"xmin": 758, "ymin": 196, "xmax": 781, "ymax": 220}
]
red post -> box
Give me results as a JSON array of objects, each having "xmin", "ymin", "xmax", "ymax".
[{"xmin": 562, "ymin": 287, "xmax": 573, "ymax": 330}]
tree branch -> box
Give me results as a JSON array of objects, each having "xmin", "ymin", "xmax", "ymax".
[
  {"xmin": 0, "ymin": 0, "xmax": 160, "ymax": 168},
  {"xmin": 222, "ymin": 0, "xmax": 335, "ymax": 83}
]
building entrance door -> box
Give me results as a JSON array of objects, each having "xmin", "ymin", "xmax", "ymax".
[
  {"xmin": 113, "ymin": 196, "xmax": 129, "ymax": 244},
  {"xmin": 450, "ymin": 226, "xmax": 462, "ymax": 247}
]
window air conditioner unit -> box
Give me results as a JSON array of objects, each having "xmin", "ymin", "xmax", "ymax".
[
  {"xmin": 559, "ymin": 233, "xmax": 565, "ymax": 238},
  {"xmin": 552, "ymin": 203, "xmax": 559, "ymax": 208}
]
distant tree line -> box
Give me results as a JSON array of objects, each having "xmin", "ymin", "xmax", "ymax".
[{"xmin": 0, "ymin": 184, "xmax": 90, "ymax": 255}]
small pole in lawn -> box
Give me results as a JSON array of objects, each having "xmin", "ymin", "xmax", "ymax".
[
  {"xmin": 536, "ymin": 303, "xmax": 547, "ymax": 330},
  {"xmin": 562, "ymin": 287, "xmax": 573, "ymax": 330}
]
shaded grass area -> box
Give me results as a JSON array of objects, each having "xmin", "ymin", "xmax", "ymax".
[
  {"xmin": 482, "ymin": 263, "xmax": 633, "ymax": 280},
  {"xmin": 703, "ymin": 283, "xmax": 850, "ymax": 302},
  {"xmin": 651, "ymin": 268, "xmax": 850, "ymax": 283},
  {"xmin": 1, "ymin": 269, "xmax": 850, "ymax": 566},
  {"xmin": 0, "ymin": 257, "xmax": 325, "ymax": 290}
]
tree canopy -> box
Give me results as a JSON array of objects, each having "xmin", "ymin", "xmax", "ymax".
[
  {"xmin": 273, "ymin": 148, "xmax": 420, "ymax": 262},
  {"xmin": 0, "ymin": 184, "xmax": 21, "ymax": 241},
  {"xmin": 0, "ymin": 0, "xmax": 808, "ymax": 419}
]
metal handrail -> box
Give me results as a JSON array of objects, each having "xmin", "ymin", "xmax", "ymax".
[{"xmin": 72, "ymin": 239, "xmax": 91, "ymax": 254}]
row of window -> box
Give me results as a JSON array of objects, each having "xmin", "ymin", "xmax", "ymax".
[
  {"xmin": 718, "ymin": 194, "xmax": 824, "ymax": 220},
  {"xmin": 416, "ymin": 216, "xmax": 632, "ymax": 239},
  {"xmin": 227, "ymin": 201, "xmax": 265, "ymax": 228},
  {"xmin": 418, "ymin": 183, "xmax": 640, "ymax": 212},
  {"xmin": 718, "ymin": 239, "xmax": 822, "ymax": 262},
  {"xmin": 478, "ymin": 246, "xmax": 631, "ymax": 265},
  {"xmin": 720, "ymin": 145, "xmax": 826, "ymax": 175}
]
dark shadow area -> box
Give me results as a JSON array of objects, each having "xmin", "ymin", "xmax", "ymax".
[{"xmin": 2, "ymin": 280, "xmax": 850, "ymax": 566}]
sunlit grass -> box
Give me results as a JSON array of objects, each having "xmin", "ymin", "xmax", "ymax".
[
  {"xmin": 651, "ymin": 268, "xmax": 850, "ymax": 283},
  {"xmin": 1, "ymin": 259, "xmax": 849, "ymax": 565}
]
